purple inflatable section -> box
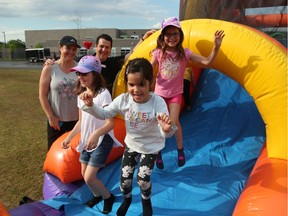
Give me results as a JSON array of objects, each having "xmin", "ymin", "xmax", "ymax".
[
  {"xmin": 9, "ymin": 201, "xmax": 64, "ymax": 216},
  {"xmin": 9, "ymin": 173, "xmax": 84, "ymax": 216},
  {"xmin": 43, "ymin": 172, "xmax": 84, "ymax": 200}
]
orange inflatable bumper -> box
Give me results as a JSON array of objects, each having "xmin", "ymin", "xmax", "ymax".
[
  {"xmin": 0, "ymin": 202, "xmax": 10, "ymax": 216},
  {"xmin": 43, "ymin": 118, "xmax": 126, "ymax": 183},
  {"xmin": 233, "ymin": 144, "xmax": 287, "ymax": 215}
]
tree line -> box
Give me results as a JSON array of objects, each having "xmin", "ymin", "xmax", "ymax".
[{"xmin": 0, "ymin": 39, "xmax": 26, "ymax": 49}]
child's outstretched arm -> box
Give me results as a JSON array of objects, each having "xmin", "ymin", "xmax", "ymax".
[
  {"xmin": 190, "ymin": 30, "xmax": 225, "ymax": 66},
  {"xmin": 157, "ymin": 113, "xmax": 177, "ymax": 138},
  {"xmin": 80, "ymin": 91, "xmax": 118, "ymax": 120}
]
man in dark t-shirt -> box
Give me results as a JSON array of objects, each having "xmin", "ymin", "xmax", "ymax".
[
  {"xmin": 94, "ymin": 31, "xmax": 155, "ymax": 96},
  {"xmin": 99, "ymin": 54, "xmax": 125, "ymax": 94}
]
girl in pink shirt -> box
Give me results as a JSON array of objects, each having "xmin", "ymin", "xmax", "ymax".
[{"xmin": 151, "ymin": 16, "xmax": 225, "ymax": 169}]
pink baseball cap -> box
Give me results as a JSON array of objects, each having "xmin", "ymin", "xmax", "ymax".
[
  {"xmin": 161, "ymin": 17, "xmax": 181, "ymax": 32},
  {"xmin": 70, "ymin": 55, "xmax": 102, "ymax": 73}
]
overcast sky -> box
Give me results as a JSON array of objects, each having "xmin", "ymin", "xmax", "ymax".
[{"xmin": 0, "ymin": 0, "xmax": 180, "ymax": 42}]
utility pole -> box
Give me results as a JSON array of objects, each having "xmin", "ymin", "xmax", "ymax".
[
  {"xmin": 73, "ymin": 10, "xmax": 81, "ymax": 43},
  {"xmin": 2, "ymin": 31, "xmax": 6, "ymax": 48}
]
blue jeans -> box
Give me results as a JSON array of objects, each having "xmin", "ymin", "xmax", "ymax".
[{"xmin": 79, "ymin": 134, "xmax": 114, "ymax": 168}]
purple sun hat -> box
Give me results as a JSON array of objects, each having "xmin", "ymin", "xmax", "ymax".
[
  {"xmin": 70, "ymin": 55, "xmax": 102, "ymax": 73},
  {"xmin": 161, "ymin": 16, "xmax": 181, "ymax": 32}
]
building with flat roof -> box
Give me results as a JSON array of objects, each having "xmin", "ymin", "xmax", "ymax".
[{"xmin": 25, "ymin": 28, "xmax": 151, "ymax": 57}]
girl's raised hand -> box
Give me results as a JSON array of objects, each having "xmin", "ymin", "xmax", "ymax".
[
  {"xmin": 214, "ymin": 30, "xmax": 225, "ymax": 48},
  {"xmin": 80, "ymin": 91, "xmax": 93, "ymax": 107},
  {"xmin": 143, "ymin": 29, "xmax": 156, "ymax": 40},
  {"xmin": 157, "ymin": 113, "xmax": 172, "ymax": 132}
]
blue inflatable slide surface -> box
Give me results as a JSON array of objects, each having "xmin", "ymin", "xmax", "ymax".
[{"xmin": 11, "ymin": 69, "xmax": 266, "ymax": 216}]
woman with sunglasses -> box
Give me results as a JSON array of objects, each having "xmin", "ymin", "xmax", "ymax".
[
  {"xmin": 61, "ymin": 55, "xmax": 122, "ymax": 214},
  {"xmin": 39, "ymin": 35, "xmax": 81, "ymax": 150}
]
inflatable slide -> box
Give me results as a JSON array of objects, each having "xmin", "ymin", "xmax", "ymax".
[{"xmin": 9, "ymin": 19, "xmax": 287, "ymax": 216}]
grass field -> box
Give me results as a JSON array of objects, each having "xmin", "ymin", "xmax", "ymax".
[{"xmin": 0, "ymin": 68, "xmax": 47, "ymax": 210}]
